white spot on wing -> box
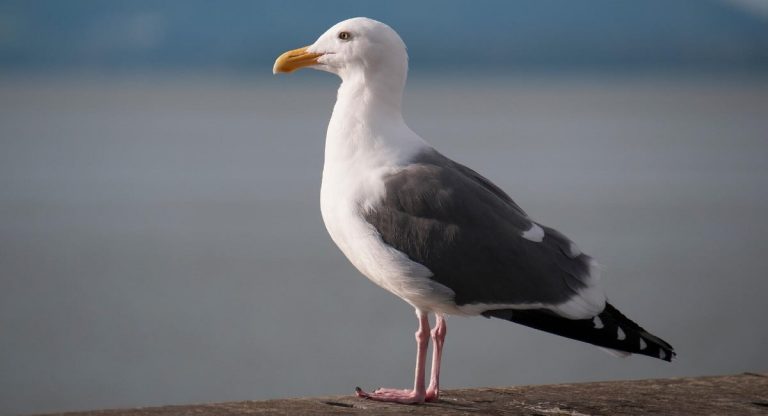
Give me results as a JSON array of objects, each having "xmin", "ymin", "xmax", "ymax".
[
  {"xmin": 549, "ymin": 259, "xmax": 606, "ymax": 319},
  {"xmin": 659, "ymin": 349, "xmax": 666, "ymax": 360},
  {"xmin": 522, "ymin": 223, "xmax": 544, "ymax": 242},
  {"xmin": 617, "ymin": 327, "xmax": 626, "ymax": 340},
  {"xmin": 640, "ymin": 338, "xmax": 647, "ymax": 350},
  {"xmin": 593, "ymin": 316, "xmax": 604, "ymax": 329},
  {"xmin": 569, "ymin": 242, "xmax": 582, "ymax": 257}
]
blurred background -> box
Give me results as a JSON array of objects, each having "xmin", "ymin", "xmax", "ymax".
[{"xmin": 1, "ymin": 1, "xmax": 767, "ymax": 414}]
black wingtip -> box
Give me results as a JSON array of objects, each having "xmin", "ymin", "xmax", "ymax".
[{"xmin": 483, "ymin": 303, "xmax": 677, "ymax": 362}]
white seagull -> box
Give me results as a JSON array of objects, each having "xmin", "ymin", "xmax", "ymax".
[{"xmin": 273, "ymin": 17, "xmax": 675, "ymax": 404}]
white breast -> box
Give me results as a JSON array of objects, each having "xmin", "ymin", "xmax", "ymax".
[
  {"xmin": 317, "ymin": 76, "xmax": 459, "ymax": 313},
  {"xmin": 320, "ymin": 161, "xmax": 457, "ymax": 313},
  {"xmin": 319, "ymin": 113, "xmax": 461, "ymax": 313}
]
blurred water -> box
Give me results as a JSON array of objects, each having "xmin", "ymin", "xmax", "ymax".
[{"xmin": 1, "ymin": 74, "xmax": 767, "ymax": 415}]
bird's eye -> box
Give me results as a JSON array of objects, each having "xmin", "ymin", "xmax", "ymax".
[{"xmin": 338, "ymin": 31, "xmax": 351, "ymax": 41}]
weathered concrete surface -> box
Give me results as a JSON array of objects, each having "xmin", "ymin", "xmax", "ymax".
[{"xmin": 42, "ymin": 373, "xmax": 768, "ymax": 416}]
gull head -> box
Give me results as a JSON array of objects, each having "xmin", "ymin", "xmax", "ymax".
[{"xmin": 273, "ymin": 17, "xmax": 408, "ymax": 82}]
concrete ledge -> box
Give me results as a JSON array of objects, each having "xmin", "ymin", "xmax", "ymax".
[{"xmin": 41, "ymin": 373, "xmax": 768, "ymax": 416}]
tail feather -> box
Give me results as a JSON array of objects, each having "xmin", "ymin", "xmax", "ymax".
[{"xmin": 482, "ymin": 303, "xmax": 676, "ymax": 361}]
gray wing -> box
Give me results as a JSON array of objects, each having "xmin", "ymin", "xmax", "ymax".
[{"xmin": 363, "ymin": 148, "xmax": 594, "ymax": 307}]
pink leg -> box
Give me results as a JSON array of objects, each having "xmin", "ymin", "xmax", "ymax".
[
  {"xmin": 355, "ymin": 309, "xmax": 430, "ymax": 404},
  {"xmin": 425, "ymin": 314, "xmax": 446, "ymax": 402}
]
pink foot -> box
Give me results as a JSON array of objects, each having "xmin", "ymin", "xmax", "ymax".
[
  {"xmin": 425, "ymin": 388, "xmax": 439, "ymax": 402},
  {"xmin": 355, "ymin": 386, "xmax": 425, "ymax": 404},
  {"xmin": 373, "ymin": 387, "xmax": 411, "ymax": 395}
]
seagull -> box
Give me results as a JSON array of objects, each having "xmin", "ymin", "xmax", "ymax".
[{"xmin": 273, "ymin": 17, "xmax": 675, "ymax": 404}]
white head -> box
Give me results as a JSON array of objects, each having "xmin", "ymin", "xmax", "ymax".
[
  {"xmin": 275, "ymin": 18, "xmax": 426, "ymax": 177},
  {"xmin": 273, "ymin": 17, "xmax": 408, "ymax": 90}
]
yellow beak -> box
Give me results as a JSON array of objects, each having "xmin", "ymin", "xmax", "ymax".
[{"xmin": 273, "ymin": 46, "xmax": 324, "ymax": 74}]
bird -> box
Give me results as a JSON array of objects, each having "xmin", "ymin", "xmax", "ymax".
[{"xmin": 273, "ymin": 17, "xmax": 675, "ymax": 404}]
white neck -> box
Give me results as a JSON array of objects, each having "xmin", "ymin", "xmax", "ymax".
[{"xmin": 323, "ymin": 70, "xmax": 428, "ymax": 173}]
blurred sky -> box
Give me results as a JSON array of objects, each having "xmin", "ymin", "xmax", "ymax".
[{"xmin": 1, "ymin": 0, "xmax": 768, "ymax": 74}]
